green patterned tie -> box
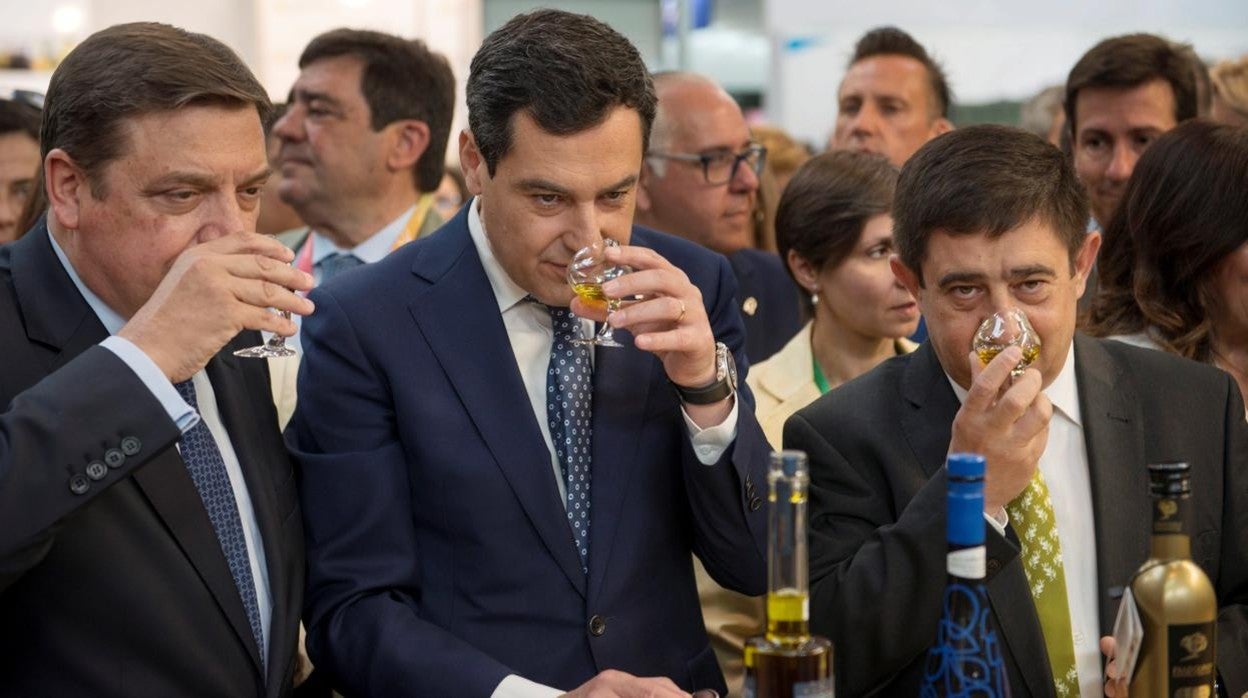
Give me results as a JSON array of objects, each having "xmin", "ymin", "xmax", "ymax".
[{"xmin": 1006, "ymin": 469, "xmax": 1079, "ymax": 696}]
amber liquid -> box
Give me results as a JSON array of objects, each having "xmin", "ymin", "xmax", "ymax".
[
  {"xmin": 571, "ymin": 282, "xmax": 608, "ymax": 309},
  {"xmin": 975, "ymin": 343, "xmax": 1040, "ymax": 372},
  {"xmin": 744, "ymin": 590, "xmax": 833, "ymax": 698}
]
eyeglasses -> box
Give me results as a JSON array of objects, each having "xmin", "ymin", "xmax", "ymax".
[
  {"xmin": 0, "ymin": 89, "xmax": 44, "ymax": 111},
  {"xmin": 646, "ymin": 143, "xmax": 767, "ymax": 185}
]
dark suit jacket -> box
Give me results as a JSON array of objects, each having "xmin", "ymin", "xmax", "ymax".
[
  {"xmin": 785, "ymin": 335, "xmax": 1248, "ymax": 697},
  {"xmin": 728, "ymin": 248, "xmax": 804, "ymax": 365},
  {"xmin": 0, "ymin": 223, "xmax": 304, "ymax": 697},
  {"xmin": 289, "ymin": 206, "xmax": 771, "ymax": 697}
]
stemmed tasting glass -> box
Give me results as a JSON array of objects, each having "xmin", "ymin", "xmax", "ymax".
[
  {"xmin": 234, "ymin": 265, "xmax": 298, "ymax": 358},
  {"xmin": 567, "ymin": 238, "xmax": 632, "ymax": 348},
  {"xmin": 972, "ymin": 307, "xmax": 1041, "ymax": 377}
]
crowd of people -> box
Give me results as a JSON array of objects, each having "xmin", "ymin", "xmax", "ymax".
[{"xmin": 0, "ymin": 8, "xmax": 1245, "ymax": 698}]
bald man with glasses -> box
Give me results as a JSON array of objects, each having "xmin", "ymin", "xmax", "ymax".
[{"xmin": 637, "ymin": 72, "xmax": 803, "ymax": 365}]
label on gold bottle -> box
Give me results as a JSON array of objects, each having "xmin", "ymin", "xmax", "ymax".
[{"xmin": 1168, "ymin": 622, "xmax": 1215, "ymax": 694}]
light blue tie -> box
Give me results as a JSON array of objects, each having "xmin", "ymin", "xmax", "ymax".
[
  {"xmin": 174, "ymin": 379, "xmax": 265, "ymax": 668},
  {"xmin": 319, "ymin": 252, "xmax": 363, "ymax": 282},
  {"xmin": 544, "ymin": 305, "xmax": 593, "ymax": 573}
]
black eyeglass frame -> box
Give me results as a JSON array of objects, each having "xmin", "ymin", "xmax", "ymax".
[{"xmin": 646, "ymin": 143, "xmax": 767, "ymax": 185}]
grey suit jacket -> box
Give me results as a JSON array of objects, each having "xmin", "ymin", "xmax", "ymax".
[{"xmin": 785, "ymin": 334, "xmax": 1248, "ymax": 697}]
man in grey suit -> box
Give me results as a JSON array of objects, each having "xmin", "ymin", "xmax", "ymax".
[{"xmin": 788, "ymin": 124, "xmax": 1248, "ymax": 697}]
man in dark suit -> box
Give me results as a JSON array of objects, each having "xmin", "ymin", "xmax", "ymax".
[
  {"xmin": 636, "ymin": 71, "xmax": 804, "ymax": 364},
  {"xmin": 787, "ymin": 125, "xmax": 1248, "ymax": 696},
  {"xmin": 0, "ymin": 23, "xmax": 315, "ymax": 696},
  {"xmin": 289, "ymin": 10, "xmax": 770, "ymax": 697}
]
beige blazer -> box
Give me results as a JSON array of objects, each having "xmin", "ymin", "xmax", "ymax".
[
  {"xmin": 703, "ymin": 322, "xmax": 917, "ymax": 695},
  {"xmin": 269, "ymin": 355, "xmax": 300, "ymax": 432}
]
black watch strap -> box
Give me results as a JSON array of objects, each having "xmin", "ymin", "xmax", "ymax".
[{"xmin": 674, "ymin": 377, "xmax": 733, "ymax": 405}]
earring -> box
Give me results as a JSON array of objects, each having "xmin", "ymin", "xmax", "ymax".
[{"xmin": 809, "ymin": 287, "xmax": 820, "ymax": 305}]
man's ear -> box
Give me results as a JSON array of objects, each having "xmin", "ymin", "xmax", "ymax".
[
  {"xmin": 1073, "ymin": 230, "xmax": 1102, "ymax": 299},
  {"xmin": 635, "ymin": 161, "xmax": 656, "ymax": 214},
  {"xmin": 459, "ymin": 130, "xmax": 486, "ymax": 196},
  {"xmin": 44, "ymin": 149, "xmax": 88, "ymax": 231},
  {"xmin": 890, "ymin": 254, "xmax": 923, "ymax": 302},
  {"xmin": 930, "ymin": 117, "xmax": 954, "ymax": 139},
  {"xmin": 387, "ymin": 119, "xmax": 431, "ymax": 173}
]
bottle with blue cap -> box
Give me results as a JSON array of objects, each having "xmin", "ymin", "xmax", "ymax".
[{"xmin": 920, "ymin": 453, "xmax": 1010, "ymax": 697}]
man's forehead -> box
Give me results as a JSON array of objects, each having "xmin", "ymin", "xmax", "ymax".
[
  {"xmin": 841, "ymin": 54, "xmax": 930, "ymax": 97},
  {"xmin": 1074, "ymin": 79, "xmax": 1177, "ymax": 131},
  {"xmin": 922, "ymin": 223, "xmax": 1067, "ymax": 272},
  {"xmin": 294, "ymin": 55, "xmax": 366, "ymax": 96}
]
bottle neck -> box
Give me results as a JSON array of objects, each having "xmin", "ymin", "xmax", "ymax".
[
  {"xmin": 766, "ymin": 470, "xmax": 810, "ymax": 642},
  {"xmin": 947, "ymin": 473, "xmax": 986, "ymax": 580},
  {"xmin": 1149, "ymin": 494, "xmax": 1192, "ymax": 560}
]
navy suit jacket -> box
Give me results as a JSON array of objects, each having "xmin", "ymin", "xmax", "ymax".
[
  {"xmin": 727, "ymin": 248, "xmax": 804, "ymax": 365},
  {"xmin": 289, "ymin": 206, "xmax": 771, "ymax": 697}
]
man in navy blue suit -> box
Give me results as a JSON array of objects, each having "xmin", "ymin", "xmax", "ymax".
[{"xmin": 289, "ymin": 10, "xmax": 771, "ymax": 697}]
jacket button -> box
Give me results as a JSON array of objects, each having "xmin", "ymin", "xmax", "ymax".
[
  {"xmin": 986, "ymin": 558, "xmax": 1002, "ymax": 575},
  {"xmin": 748, "ymin": 497, "xmax": 763, "ymax": 512},
  {"xmin": 120, "ymin": 436, "xmax": 142, "ymax": 456},
  {"xmin": 69, "ymin": 475, "xmax": 90, "ymax": 495},
  {"xmin": 86, "ymin": 461, "xmax": 108, "ymax": 481},
  {"xmin": 588, "ymin": 615, "xmax": 606, "ymax": 637},
  {"xmin": 104, "ymin": 448, "xmax": 125, "ymax": 468}
]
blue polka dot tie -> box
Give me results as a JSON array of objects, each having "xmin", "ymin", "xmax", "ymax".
[
  {"xmin": 544, "ymin": 305, "xmax": 593, "ymax": 573},
  {"xmin": 174, "ymin": 379, "xmax": 266, "ymax": 668}
]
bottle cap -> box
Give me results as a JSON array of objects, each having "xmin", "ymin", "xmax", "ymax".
[
  {"xmin": 947, "ymin": 453, "xmax": 986, "ymax": 481},
  {"xmin": 1147, "ymin": 462, "xmax": 1191, "ymax": 497},
  {"xmin": 770, "ymin": 450, "xmax": 808, "ymax": 478}
]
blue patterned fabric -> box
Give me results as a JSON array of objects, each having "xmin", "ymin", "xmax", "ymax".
[
  {"xmin": 174, "ymin": 379, "xmax": 265, "ymax": 667},
  {"xmin": 319, "ymin": 252, "xmax": 363, "ymax": 282},
  {"xmin": 544, "ymin": 306, "xmax": 593, "ymax": 572}
]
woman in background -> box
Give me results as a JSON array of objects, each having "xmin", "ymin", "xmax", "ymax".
[
  {"xmin": 1084, "ymin": 120, "xmax": 1248, "ymax": 404},
  {"xmin": 748, "ymin": 149, "xmax": 920, "ymax": 448}
]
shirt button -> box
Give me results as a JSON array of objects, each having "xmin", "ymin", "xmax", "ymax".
[
  {"xmin": 69, "ymin": 475, "xmax": 90, "ymax": 495},
  {"xmin": 120, "ymin": 436, "xmax": 142, "ymax": 456},
  {"xmin": 986, "ymin": 558, "xmax": 1002, "ymax": 575},
  {"xmin": 1073, "ymin": 630, "xmax": 1085, "ymax": 645},
  {"xmin": 697, "ymin": 446, "xmax": 713, "ymax": 457},
  {"xmin": 588, "ymin": 615, "xmax": 606, "ymax": 637},
  {"xmin": 86, "ymin": 461, "xmax": 108, "ymax": 481},
  {"xmin": 104, "ymin": 448, "xmax": 126, "ymax": 469}
]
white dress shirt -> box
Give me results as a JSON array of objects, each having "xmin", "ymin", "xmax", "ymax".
[
  {"xmin": 949, "ymin": 344, "xmax": 1102, "ymax": 696},
  {"xmin": 466, "ymin": 199, "xmax": 738, "ymax": 698},
  {"xmin": 49, "ymin": 232, "xmax": 274, "ymax": 661}
]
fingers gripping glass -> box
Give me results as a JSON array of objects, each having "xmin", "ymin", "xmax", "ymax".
[
  {"xmin": 973, "ymin": 308, "xmax": 1041, "ymax": 377},
  {"xmin": 234, "ymin": 267, "xmax": 298, "ymax": 358},
  {"xmin": 567, "ymin": 238, "xmax": 632, "ymax": 348},
  {"xmin": 647, "ymin": 143, "xmax": 767, "ymax": 185}
]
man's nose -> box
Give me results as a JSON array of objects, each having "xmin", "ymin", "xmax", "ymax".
[
  {"xmin": 272, "ymin": 104, "xmax": 304, "ymax": 143},
  {"xmin": 850, "ymin": 103, "xmax": 880, "ymax": 136},
  {"xmin": 198, "ymin": 196, "xmax": 250, "ymax": 242},
  {"xmin": 1105, "ymin": 141, "xmax": 1137, "ymax": 183},
  {"xmin": 728, "ymin": 155, "xmax": 760, "ymax": 193}
]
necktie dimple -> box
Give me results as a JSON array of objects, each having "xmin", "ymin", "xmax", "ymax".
[
  {"xmin": 174, "ymin": 379, "xmax": 266, "ymax": 669},
  {"xmin": 1006, "ymin": 468, "xmax": 1079, "ymax": 696},
  {"xmin": 543, "ymin": 305, "xmax": 593, "ymax": 573},
  {"xmin": 319, "ymin": 252, "xmax": 363, "ymax": 282}
]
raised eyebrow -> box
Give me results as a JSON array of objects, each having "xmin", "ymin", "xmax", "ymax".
[
  {"xmin": 937, "ymin": 271, "xmax": 987, "ymax": 289},
  {"xmin": 1008, "ymin": 264, "xmax": 1056, "ymax": 280}
]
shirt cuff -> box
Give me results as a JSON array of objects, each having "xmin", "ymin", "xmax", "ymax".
[
  {"xmin": 100, "ymin": 336, "xmax": 199, "ymax": 433},
  {"xmin": 681, "ymin": 395, "xmax": 739, "ymax": 465},
  {"xmin": 491, "ymin": 674, "xmax": 564, "ymax": 698},
  {"xmin": 984, "ymin": 507, "xmax": 1009, "ymax": 537}
]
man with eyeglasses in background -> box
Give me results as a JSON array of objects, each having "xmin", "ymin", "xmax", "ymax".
[
  {"xmin": 637, "ymin": 71, "xmax": 804, "ymax": 366},
  {"xmin": 0, "ymin": 91, "xmax": 42, "ymax": 244}
]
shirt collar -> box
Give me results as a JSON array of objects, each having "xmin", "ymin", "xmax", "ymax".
[
  {"xmin": 946, "ymin": 342, "xmax": 1082, "ymax": 427},
  {"xmin": 48, "ymin": 230, "xmax": 126, "ymax": 336},
  {"xmin": 467, "ymin": 196, "xmax": 530, "ymax": 313},
  {"xmin": 310, "ymin": 203, "xmax": 416, "ymax": 266}
]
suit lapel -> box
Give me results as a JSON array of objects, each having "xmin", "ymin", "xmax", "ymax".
[
  {"xmin": 585, "ymin": 339, "xmax": 654, "ymax": 601},
  {"xmin": 901, "ymin": 342, "xmax": 1054, "ymax": 697},
  {"xmin": 1074, "ymin": 334, "xmax": 1149, "ymax": 634},
  {"xmin": 407, "ymin": 221, "xmax": 588, "ymax": 597}
]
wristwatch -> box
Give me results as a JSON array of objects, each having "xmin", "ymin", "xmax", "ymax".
[{"xmin": 673, "ymin": 341, "xmax": 737, "ymax": 405}]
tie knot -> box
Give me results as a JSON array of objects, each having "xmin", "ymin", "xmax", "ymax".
[{"xmin": 320, "ymin": 252, "xmax": 363, "ymax": 281}]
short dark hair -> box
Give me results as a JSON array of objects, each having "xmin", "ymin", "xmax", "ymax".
[
  {"xmin": 775, "ymin": 151, "xmax": 897, "ymax": 292},
  {"xmin": 467, "ymin": 9, "xmax": 656, "ymax": 175},
  {"xmin": 1065, "ymin": 34, "xmax": 1197, "ymax": 140},
  {"xmin": 42, "ymin": 22, "xmax": 271, "ymax": 196},
  {"xmin": 893, "ymin": 124, "xmax": 1087, "ymax": 284},
  {"xmin": 849, "ymin": 26, "xmax": 952, "ymax": 119},
  {"xmin": 0, "ymin": 99, "xmax": 40, "ymax": 141},
  {"xmin": 1084, "ymin": 120, "xmax": 1248, "ymax": 361},
  {"xmin": 299, "ymin": 29, "xmax": 455, "ymax": 192}
]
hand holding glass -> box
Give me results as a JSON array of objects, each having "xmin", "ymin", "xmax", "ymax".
[
  {"xmin": 567, "ymin": 238, "xmax": 632, "ymax": 348},
  {"xmin": 233, "ymin": 265, "xmax": 298, "ymax": 358},
  {"xmin": 973, "ymin": 307, "xmax": 1040, "ymax": 376}
]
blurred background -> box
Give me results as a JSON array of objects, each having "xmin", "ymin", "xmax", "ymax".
[{"xmin": 4, "ymin": 0, "xmax": 1246, "ymax": 149}]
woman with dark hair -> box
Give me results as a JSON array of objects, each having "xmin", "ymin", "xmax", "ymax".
[
  {"xmin": 747, "ymin": 149, "xmax": 919, "ymax": 448},
  {"xmin": 1084, "ymin": 119, "xmax": 1248, "ymax": 403}
]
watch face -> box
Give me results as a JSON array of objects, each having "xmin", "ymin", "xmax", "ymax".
[{"xmin": 718, "ymin": 342, "xmax": 738, "ymax": 389}]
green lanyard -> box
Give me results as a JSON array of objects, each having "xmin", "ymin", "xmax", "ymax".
[{"xmin": 812, "ymin": 355, "xmax": 831, "ymax": 395}]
